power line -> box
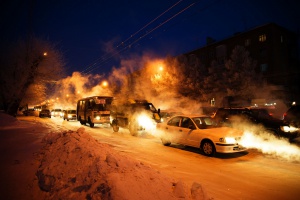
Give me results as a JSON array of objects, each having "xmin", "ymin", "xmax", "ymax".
[{"xmin": 81, "ymin": 0, "xmax": 198, "ymax": 74}]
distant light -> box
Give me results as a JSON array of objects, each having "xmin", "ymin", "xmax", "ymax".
[
  {"xmin": 43, "ymin": 52, "xmax": 47, "ymax": 56},
  {"xmin": 292, "ymin": 102, "xmax": 296, "ymax": 105},
  {"xmin": 159, "ymin": 66, "xmax": 163, "ymax": 71},
  {"xmin": 102, "ymin": 81, "xmax": 108, "ymax": 87}
]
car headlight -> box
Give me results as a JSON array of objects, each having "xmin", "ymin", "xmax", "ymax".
[
  {"xmin": 280, "ymin": 125, "xmax": 299, "ymax": 133},
  {"xmin": 137, "ymin": 114, "xmax": 155, "ymax": 129},
  {"xmin": 219, "ymin": 137, "xmax": 236, "ymax": 143}
]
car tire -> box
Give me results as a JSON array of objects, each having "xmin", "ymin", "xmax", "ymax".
[
  {"xmin": 201, "ymin": 140, "xmax": 215, "ymax": 157},
  {"xmin": 161, "ymin": 138, "xmax": 171, "ymax": 146},
  {"xmin": 129, "ymin": 122, "xmax": 138, "ymax": 136},
  {"xmin": 112, "ymin": 120, "xmax": 119, "ymax": 132},
  {"xmin": 79, "ymin": 117, "xmax": 85, "ymax": 125},
  {"xmin": 112, "ymin": 124, "xmax": 119, "ymax": 132},
  {"xmin": 88, "ymin": 118, "xmax": 94, "ymax": 128}
]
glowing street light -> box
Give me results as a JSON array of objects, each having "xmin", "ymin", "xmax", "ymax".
[
  {"xmin": 158, "ymin": 65, "xmax": 163, "ymax": 71},
  {"xmin": 101, "ymin": 80, "xmax": 108, "ymax": 87}
]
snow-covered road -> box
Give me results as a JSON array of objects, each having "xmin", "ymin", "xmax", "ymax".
[{"xmin": 19, "ymin": 116, "xmax": 300, "ymax": 200}]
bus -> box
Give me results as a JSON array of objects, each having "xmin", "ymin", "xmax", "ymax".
[{"xmin": 77, "ymin": 96, "xmax": 113, "ymax": 127}]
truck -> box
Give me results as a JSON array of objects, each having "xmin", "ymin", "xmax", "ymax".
[{"xmin": 110, "ymin": 99, "xmax": 161, "ymax": 136}]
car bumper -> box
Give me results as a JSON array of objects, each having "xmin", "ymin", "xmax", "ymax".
[
  {"xmin": 67, "ymin": 117, "xmax": 77, "ymax": 120},
  {"xmin": 215, "ymin": 143, "xmax": 247, "ymax": 153},
  {"xmin": 40, "ymin": 114, "xmax": 51, "ymax": 117},
  {"xmin": 92, "ymin": 116, "xmax": 111, "ymax": 124}
]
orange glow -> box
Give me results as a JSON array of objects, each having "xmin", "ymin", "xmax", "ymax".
[{"xmin": 102, "ymin": 81, "xmax": 108, "ymax": 87}]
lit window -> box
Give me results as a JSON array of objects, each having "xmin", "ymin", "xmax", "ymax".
[{"xmin": 259, "ymin": 34, "xmax": 266, "ymax": 42}]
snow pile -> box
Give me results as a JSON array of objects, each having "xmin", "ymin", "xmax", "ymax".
[
  {"xmin": 36, "ymin": 128, "xmax": 206, "ymax": 200},
  {"xmin": 0, "ymin": 111, "xmax": 20, "ymax": 127}
]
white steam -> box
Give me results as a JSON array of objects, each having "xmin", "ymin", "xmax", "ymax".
[{"xmin": 240, "ymin": 130, "xmax": 300, "ymax": 162}]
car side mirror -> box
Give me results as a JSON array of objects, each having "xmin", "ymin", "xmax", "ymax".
[{"xmin": 188, "ymin": 125, "xmax": 196, "ymax": 130}]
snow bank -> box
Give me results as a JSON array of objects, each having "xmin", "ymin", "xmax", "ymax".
[
  {"xmin": 36, "ymin": 128, "xmax": 206, "ymax": 200},
  {"xmin": 0, "ymin": 111, "xmax": 20, "ymax": 127}
]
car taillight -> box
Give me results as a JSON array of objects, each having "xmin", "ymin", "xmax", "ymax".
[{"xmin": 283, "ymin": 113, "xmax": 287, "ymax": 119}]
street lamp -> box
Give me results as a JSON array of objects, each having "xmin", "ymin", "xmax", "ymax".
[
  {"xmin": 158, "ymin": 65, "xmax": 163, "ymax": 72},
  {"xmin": 101, "ymin": 80, "xmax": 108, "ymax": 88}
]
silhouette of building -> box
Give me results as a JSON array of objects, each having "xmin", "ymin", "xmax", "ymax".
[{"xmin": 183, "ymin": 23, "xmax": 300, "ymax": 105}]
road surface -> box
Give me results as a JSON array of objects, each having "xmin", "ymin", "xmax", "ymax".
[{"xmin": 19, "ymin": 116, "xmax": 300, "ymax": 200}]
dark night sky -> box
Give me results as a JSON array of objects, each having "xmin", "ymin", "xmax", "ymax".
[{"xmin": 1, "ymin": 0, "xmax": 299, "ymax": 76}]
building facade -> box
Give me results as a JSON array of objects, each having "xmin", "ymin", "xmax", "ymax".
[{"xmin": 184, "ymin": 23, "xmax": 300, "ymax": 105}]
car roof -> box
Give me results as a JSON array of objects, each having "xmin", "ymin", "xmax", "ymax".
[{"xmin": 171, "ymin": 114, "xmax": 210, "ymax": 118}]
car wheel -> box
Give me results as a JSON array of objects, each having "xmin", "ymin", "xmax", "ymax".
[
  {"xmin": 161, "ymin": 138, "xmax": 171, "ymax": 146},
  {"xmin": 129, "ymin": 122, "xmax": 138, "ymax": 136},
  {"xmin": 88, "ymin": 118, "xmax": 94, "ymax": 128},
  {"xmin": 79, "ymin": 117, "xmax": 85, "ymax": 125},
  {"xmin": 201, "ymin": 140, "xmax": 215, "ymax": 157},
  {"xmin": 112, "ymin": 120, "xmax": 119, "ymax": 132}
]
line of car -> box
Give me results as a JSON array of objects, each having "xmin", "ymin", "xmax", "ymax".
[
  {"xmin": 25, "ymin": 105, "xmax": 300, "ymax": 157},
  {"xmin": 37, "ymin": 108, "xmax": 77, "ymax": 121}
]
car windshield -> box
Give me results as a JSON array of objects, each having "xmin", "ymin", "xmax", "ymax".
[
  {"xmin": 192, "ymin": 117, "xmax": 214, "ymax": 129},
  {"xmin": 68, "ymin": 110, "xmax": 76, "ymax": 114}
]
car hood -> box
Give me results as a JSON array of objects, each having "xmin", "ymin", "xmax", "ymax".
[{"xmin": 198, "ymin": 126, "xmax": 244, "ymax": 138}]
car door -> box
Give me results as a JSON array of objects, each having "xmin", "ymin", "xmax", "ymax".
[
  {"xmin": 179, "ymin": 117, "xmax": 197, "ymax": 146},
  {"xmin": 165, "ymin": 116, "xmax": 185, "ymax": 143}
]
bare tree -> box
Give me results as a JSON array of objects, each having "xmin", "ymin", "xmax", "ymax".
[
  {"xmin": 176, "ymin": 54, "xmax": 206, "ymax": 100},
  {"xmin": 203, "ymin": 45, "xmax": 262, "ymax": 106},
  {"xmin": 0, "ymin": 37, "xmax": 65, "ymax": 116},
  {"xmin": 224, "ymin": 45, "xmax": 261, "ymax": 99}
]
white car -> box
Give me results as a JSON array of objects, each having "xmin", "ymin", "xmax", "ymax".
[{"xmin": 156, "ymin": 114, "xmax": 247, "ymax": 156}]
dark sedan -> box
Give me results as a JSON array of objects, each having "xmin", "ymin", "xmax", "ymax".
[{"xmin": 39, "ymin": 109, "xmax": 51, "ymax": 118}]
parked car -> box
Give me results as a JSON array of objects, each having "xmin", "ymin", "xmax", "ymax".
[
  {"xmin": 23, "ymin": 108, "xmax": 35, "ymax": 116},
  {"xmin": 159, "ymin": 110, "xmax": 183, "ymax": 122},
  {"xmin": 63, "ymin": 110, "xmax": 77, "ymax": 121},
  {"xmin": 51, "ymin": 109, "xmax": 62, "ymax": 117},
  {"xmin": 282, "ymin": 105, "xmax": 300, "ymax": 137},
  {"xmin": 39, "ymin": 109, "xmax": 51, "ymax": 118},
  {"xmin": 212, "ymin": 107, "xmax": 298, "ymax": 140},
  {"xmin": 283, "ymin": 105, "xmax": 300, "ymax": 128},
  {"xmin": 156, "ymin": 114, "xmax": 247, "ymax": 156}
]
